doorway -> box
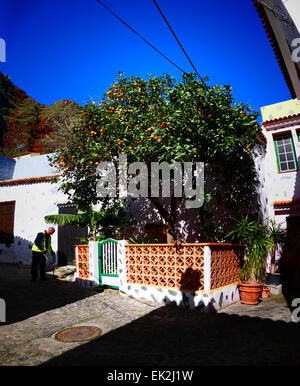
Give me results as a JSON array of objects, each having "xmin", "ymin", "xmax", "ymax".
[{"xmin": 57, "ymin": 205, "xmax": 88, "ymax": 266}]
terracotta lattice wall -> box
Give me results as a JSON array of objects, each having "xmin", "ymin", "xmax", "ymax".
[
  {"xmin": 74, "ymin": 242, "xmax": 242, "ymax": 292},
  {"xmin": 75, "ymin": 245, "xmax": 89, "ymax": 280},
  {"xmin": 210, "ymin": 244, "xmax": 241, "ymax": 290},
  {"xmin": 126, "ymin": 244, "xmax": 205, "ymax": 291}
]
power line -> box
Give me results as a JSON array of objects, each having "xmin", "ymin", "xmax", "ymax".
[
  {"xmin": 253, "ymin": 0, "xmax": 294, "ymax": 27},
  {"xmin": 152, "ymin": 0, "xmax": 205, "ymax": 84},
  {"xmin": 95, "ymin": 0, "xmax": 187, "ymax": 74}
]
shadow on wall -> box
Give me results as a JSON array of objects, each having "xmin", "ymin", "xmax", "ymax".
[
  {"xmin": 40, "ymin": 303, "xmax": 300, "ymax": 366},
  {"xmin": 0, "ymin": 234, "xmax": 34, "ymax": 264},
  {"xmin": 0, "ymin": 155, "xmax": 16, "ymax": 180},
  {"xmin": 0, "ymin": 229, "xmax": 81, "ymax": 267},
  {"xmin": 162, "ymin": 266, "xmax": 217, "ymax": 312},
  {"xmin": 0, "ymin": 234, "xmax": 56, "ymax": 267},
  {"xmin": 126, "ymin": 196, "xmax": 201, "ymax": 242},
  {"xmin": 280, "ymin": 155, "xmax": 300, "ymax": 311},
  {"xmin": 124, "ymin": 158, "xmax": 261, "ymax": 243}
]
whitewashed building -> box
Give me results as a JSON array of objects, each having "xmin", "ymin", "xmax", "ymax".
[
  {"xmin": 253, "ymin": 0, "xmax": 300, "ymax": 282},
  {"xmin": 0, "ymin": 153, "xmax": 87, "ymax": 266},
  {"xmin": 253, "ymin": 0, "xmax": 300, "ymax": 99}
]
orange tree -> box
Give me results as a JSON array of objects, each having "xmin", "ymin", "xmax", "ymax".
[{"xmin": 49, "ymin": 72, "xmax": 262, "ymax": 241}]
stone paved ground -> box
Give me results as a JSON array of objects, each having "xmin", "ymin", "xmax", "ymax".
[{"xmin": 1, "ymin": 263, "xmax": 300, "ymax": 366}]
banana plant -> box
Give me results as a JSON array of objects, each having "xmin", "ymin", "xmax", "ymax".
[{"xmin": 45, "ymin": 201, "xmax": 129, "ymax": 240}]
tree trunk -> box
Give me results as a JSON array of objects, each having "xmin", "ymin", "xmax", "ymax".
[
  {"xmin": 271, "ymin": 247, "xmax": 276, "ymax": 274},
  {"xmin": 149, "ymin": 196, "xmax": 178, "ymax": 243}
]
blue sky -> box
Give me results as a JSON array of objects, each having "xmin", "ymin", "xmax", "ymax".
[{"xmin": 0, "ymin": 0, "xmax": 292, "ymax": 121}]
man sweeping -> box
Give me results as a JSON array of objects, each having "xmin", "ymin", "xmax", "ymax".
[{"xmin": 31, "ymin": 227, "xmax": 56, "ymax": 282}]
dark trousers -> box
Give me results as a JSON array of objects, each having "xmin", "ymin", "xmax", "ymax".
[{"xmin": 31, "ymin": 251, "xmax": 46, "ymax": 281}]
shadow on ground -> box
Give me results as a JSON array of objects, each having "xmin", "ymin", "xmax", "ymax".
[
  {"xmin": 41, "ymin": 303, "xmax": 300, "ymax": 367},
  {"xmin": 0, "ymin": 263, "xmax": 98, "ymax": 325},
  {"xmin": 281, "ymin": 274, "xmax": 300, "ymax": 316}
]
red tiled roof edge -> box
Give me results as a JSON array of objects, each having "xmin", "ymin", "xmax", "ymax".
[
  {"xmin": 0, "ymin": 174, "xmax": 60, "ymax": 186},
  {"xmin": 10, "ymin": 152, "xmax": 41, "ymax": 159},
  {"xmin": 258, "ymin": 130, "xmax": 267, "ymax": 142},
  {"xmin": 262, "ymin": 112, "xmax": 300, "ymax": 125},
  {"xmin": 252, "ymin": 0, "xmax": 296, "ymax": 99},
  {"xmin": 274, "ymin": 199, "xmax": 300, "ymax": 207}
]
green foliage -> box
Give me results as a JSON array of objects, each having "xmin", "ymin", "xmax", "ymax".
[
  {"xmin": 128, "ymin": 232, "xmax": 158, "ymax": 244},
  {"xmin": 76, "ymin": 234, "xmax": 107, "ymax": 244},
  {"xmin": 45, "ymin": 201, "xmax": 129, "ymax": 240},
  {"xmin": 49, "ymin": 72, "xmax": 262, "ymax": 240},
  {"xmin": 226, "ymin": 215, "xmax": 274, "ymax": 284},
  {"xmin": 267, "ymin": 219, "xmax": 287, "ymax": 274}
]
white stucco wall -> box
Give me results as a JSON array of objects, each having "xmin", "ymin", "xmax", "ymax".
[
  {"xmin": 0, "ymin": 180, "xmax": 67, "ymax": 265},
  {"xmin": 12, "ymin": 153, "xmax": 57, "ymax": 179},
  {"xmin": 282, "ymin": 0, "xmax": 300, "ymax": 34},
  {"xmin": 260, "ymin": 123, "xmax": 300, "ymax": 227},
  {"xmin": 0, "ymin": 153, "xmax": 68, "ymax": 265}
]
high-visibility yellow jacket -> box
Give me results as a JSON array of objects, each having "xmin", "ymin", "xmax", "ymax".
[{"xmin": 32, "ymin": 231, "xmax": 53, "ymax": 254}]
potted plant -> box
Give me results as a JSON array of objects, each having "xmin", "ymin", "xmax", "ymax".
[
  {"xmin": 266, "ymin": 220, "xmax": 286, "ymax": 285},
  {"xmin": 227, "ymin": 215, "xmax": 273, "ymax": 305},
  {"xmin": 260, "ymin": 286, "xmax": 271, "ymax": 299}
]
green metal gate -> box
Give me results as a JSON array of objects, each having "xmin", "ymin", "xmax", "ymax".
[{"xmin": 98, "ymin": 239, "xmax": 119, "ymax": 289}]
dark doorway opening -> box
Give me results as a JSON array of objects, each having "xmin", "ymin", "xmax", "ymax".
[
  {"xmin": 285, "ymin": 216, "xmax": 300, "ymax": 284},
  {"xmin": 57, "ymin": 205, "xmax": 88, "ymax": 266}
]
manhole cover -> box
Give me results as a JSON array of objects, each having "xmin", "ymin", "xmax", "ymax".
[{"xmin": 55, "ymin": 326, "xmax": 102, "ymax": 342}]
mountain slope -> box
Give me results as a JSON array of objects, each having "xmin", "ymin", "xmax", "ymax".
[{"xmin": 0, "ymin": 72, "xmax": 82, "ymax": 156}]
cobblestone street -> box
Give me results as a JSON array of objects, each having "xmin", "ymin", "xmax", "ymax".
[{"xmin": 1, "ymin": 263, "xmax": 300, "ymax": 366}]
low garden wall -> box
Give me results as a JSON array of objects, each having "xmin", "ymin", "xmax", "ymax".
[
  {"xmin": 74, "ymin": 242, "xmax": 242, "ymax": 310},
  {"xmin": 74, "ymin": 244, "xmax": 95, "ymax": 288},
  {"xmin": 123, "ymin": 243, "xmax": 241, "ymax": 311}
]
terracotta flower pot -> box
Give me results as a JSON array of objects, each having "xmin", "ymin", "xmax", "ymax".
[
  {"xmin": 238, "ymin": 282, "xmax": 264, "ymax": 305},
  {"xmin": 261, "ymin": 287, "xmax": 271, "ymax": 299}
]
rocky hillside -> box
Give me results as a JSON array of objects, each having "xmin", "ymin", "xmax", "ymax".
[{"xmin": 0, "ymin": 72, "xmax": 82, "ymax": 156}]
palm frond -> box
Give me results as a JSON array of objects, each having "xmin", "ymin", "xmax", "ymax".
[{"xmin": 44, "ymin": 214, "xmax": 83, "ymax": 227}]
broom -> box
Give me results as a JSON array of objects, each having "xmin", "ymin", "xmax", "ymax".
[{"xmin": 41, "ymin": 252, "xmax": 63, "ymax": 279}]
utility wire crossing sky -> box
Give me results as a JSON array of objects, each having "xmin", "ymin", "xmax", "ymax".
[{"xmin": 0, "ymin": 0, "xmax": 293, "ymax": 119}]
